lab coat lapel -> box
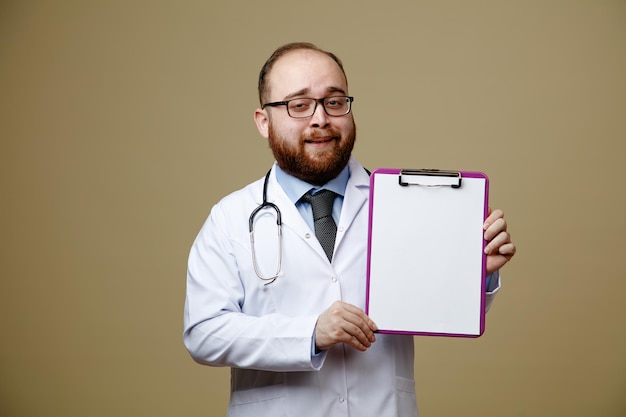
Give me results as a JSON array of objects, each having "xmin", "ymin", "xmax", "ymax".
[
  {"xmin": 336, "ymin": 158, "xmax": 370, "ymax": 247},
  {"xmin": 265, "ymin": 168, "xmax": 328, "ymax": 259}
]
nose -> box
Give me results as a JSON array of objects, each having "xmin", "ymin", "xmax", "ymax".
[{"xmin": 309, "ymin": 101, "xmax": 329, "ymax": 128}]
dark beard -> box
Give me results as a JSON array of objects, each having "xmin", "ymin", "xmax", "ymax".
[{"xmin": 268, "ymin": 122, "xmax": 356, "ymax": 185}]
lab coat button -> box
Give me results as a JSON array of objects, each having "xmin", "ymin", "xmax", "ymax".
[
  {"xmin": 338, "ymin": 226, "xmax": 344, "ymax": 233},
  {"xmin": 305, "ymin": 233, "xmax": 311, "ymax": 239},
  {"xmin": 338, "ymin": 396, "xmax": 345, "ymax": 403},
  {"xmin": 331, "ymin": 276, "xmax": 338, "ymax": 283}
]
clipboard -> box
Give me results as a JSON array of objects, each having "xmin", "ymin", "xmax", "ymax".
[{"xmin": 365, "ymin": 168, "xmax": 489, "ymax": 337}]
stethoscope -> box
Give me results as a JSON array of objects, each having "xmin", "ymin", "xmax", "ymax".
[{"xmin": 249, "ymin": 170, "xmax": 282, "ymax": 285}]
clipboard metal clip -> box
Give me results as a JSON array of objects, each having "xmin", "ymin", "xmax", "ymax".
[{"xmin": 398, "ymin": 169, "xmax": 462, "ymax": 188}]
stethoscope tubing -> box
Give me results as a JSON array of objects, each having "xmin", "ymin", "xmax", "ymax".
[{"xmin": 249, "ymin": 169, "xmax": 282, "ymax": 284}]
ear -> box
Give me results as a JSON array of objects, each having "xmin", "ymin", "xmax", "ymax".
[{"xmin": 254, "ymin": 108, "xmax": 270, "ymax": 139}]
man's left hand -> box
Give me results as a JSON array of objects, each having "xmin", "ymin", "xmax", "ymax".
[{"xmin": 483, "ymin": 208, "xmax": 516, "ymax": 274}]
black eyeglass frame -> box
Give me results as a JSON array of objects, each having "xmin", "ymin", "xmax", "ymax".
[{"xmin": 262, "ymin": 96, "xmax": 354, "ymax": 118}]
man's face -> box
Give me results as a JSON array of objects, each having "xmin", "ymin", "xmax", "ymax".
[{"xmin": 255, "ymin": 50, "xmax": 356, "ymax": 185}]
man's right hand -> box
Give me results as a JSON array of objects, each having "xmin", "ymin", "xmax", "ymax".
[{"xmin": 314, "ymin": 301, "xmax": 378, "ymax": 352}]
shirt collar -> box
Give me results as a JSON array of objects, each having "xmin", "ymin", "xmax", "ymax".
[{"xmin": 274, "ymin": 163, "xmax": 350, "ymax": 204}]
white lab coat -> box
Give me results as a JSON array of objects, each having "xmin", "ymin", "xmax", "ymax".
[{"xmin": 184, "ymin": 157, "xmax": 498, "ymax": 417}]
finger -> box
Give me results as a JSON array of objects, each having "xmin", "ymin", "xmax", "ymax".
[
  {"xmin": 318, "ymin": 315, "xmax": 372, "ymax": 352},
  {"xmin": 483, "ymin": 208, "xmax": 504, "ymax": 230},
  {"xmin": 496, "ymin": 241, "xmax": 516, "ymax": 257},
  {"xmin": 339, "ymin": 302, "xmax": 378, "ymax": 332},
  {"xmin": 335, "ymin": 304, "xmax": 377, "ymax": 349},
  {"xmin": 346, "ymin": 304, "xmax": 378, "ymax": 332},
  {"xmin": 484, "ymin": 231, "xmax": 511, "ymax": 255},
  {"xmin": 341, "ymin": 321, "xmax": 375, "ymax": 351},
  {"xmin": 341, "ymin": 308, "xmax": 378, "ymax": 343},
  {"xmin": 315, "ymin": 302, "xmax": 377, "ymax": 351},
  {"xmin": 484, "ymin": 217, "xmax": 507, "ymax": 241}
]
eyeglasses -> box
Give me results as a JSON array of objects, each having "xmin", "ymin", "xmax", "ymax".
[{"xmin": 262, "ymin": 96, "xmax": 354, "ymax": 118}]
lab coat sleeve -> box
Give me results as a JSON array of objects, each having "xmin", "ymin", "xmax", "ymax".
[
  {"xmin": 484, "ymin": 270, "xmax": 501, "ymax": 313},
  {"xmin": 183, "ymin": 205, "xmax": 325, "ymax": 372}
]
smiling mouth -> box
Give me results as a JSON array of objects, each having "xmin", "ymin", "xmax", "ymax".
[{"xmin": 305, "ymin": 137, "xmax": 336, "ymax": 144}]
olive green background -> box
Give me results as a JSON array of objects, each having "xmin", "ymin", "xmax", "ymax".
[{"xmin": 1, "ymin": 1, "xmax": 625, "ymax": 416}]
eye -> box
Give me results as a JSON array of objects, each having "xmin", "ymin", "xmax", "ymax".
[
  {"xmin": 325, "ymin": 97, "xmax": 346, "ymax": 108},
  {"xmin": 325, "ymin": 97, "xmax": 348, "ymax": 109},
  {"xmin": 288, "ymin": 99, "xmax": 313, "ymax": 113}
]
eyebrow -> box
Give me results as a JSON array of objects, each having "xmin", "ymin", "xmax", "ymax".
[{"xmin": 283, "ymin": 86, "xmax": 347, "ymax": 100}]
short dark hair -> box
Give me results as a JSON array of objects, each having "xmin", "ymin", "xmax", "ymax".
[{"xmin": 258, "ymin": 42, "xmax": 347, "ymax": 105}]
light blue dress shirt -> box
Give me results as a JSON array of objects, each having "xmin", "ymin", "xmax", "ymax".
[{"xmin": 274, "ymin": 164, "xmax": 349, "ymax": 230}]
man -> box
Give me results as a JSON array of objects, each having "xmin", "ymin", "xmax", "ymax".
[{"xmin": 183, "ymin": 42, "xmax": 515, "ymax": 416}]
